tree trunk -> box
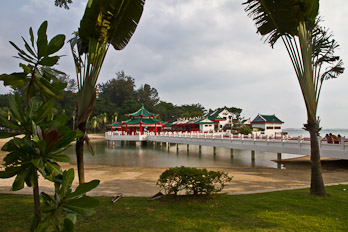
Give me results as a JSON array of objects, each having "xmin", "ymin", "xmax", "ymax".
[
  {"xmin": 76, "ymin": 122, "xmax": 86, "ymax": 184},
  {"xmin": 31, "ymin": 170, "xmax": 41, "ymax": 231},
  {"xmin": 305, "ymin": 120, "xmax": 327, "ymax": 196},
  {"xmin": 75, "ymin": 92, "xmax": 96, "ymax": 184}
]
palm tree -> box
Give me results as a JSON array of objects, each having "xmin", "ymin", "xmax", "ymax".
[
  {"xmin": 243, "ymin": 0, "xmax": 344, "ymax": 196},
  {"xmin": 70, "ymin": 0, "xmax": 146, "ymax": 183}
]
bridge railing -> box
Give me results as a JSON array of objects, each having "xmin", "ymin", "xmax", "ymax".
[{"xmin": 105, "ymin": 131, "xmax": 347, "ymax": 146}]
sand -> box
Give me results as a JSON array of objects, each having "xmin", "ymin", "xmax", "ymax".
[{"xmin": 1, "ymin": 135, "xmax": 347, "ymax": 197}]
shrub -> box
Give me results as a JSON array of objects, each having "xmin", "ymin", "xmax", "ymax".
[{"xmin": 157, "ymin": 166, "xmax": 232, "ymax": 195}]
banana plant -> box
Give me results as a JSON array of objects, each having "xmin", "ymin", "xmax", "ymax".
[
  {"xmin": 243, "ymin": 0, "xmax": 344, "ymax": 196},
  {"xmin": 70, "ymin": 0, "xmax": 146, "ymax": 184}
]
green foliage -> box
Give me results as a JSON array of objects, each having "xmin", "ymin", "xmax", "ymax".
[
  {"xmin": 78, "ymin": 0, "xmax": 146, "ymax": 52},
  {"xmin": 157, "ymin": 166, "xmax": 232, "ymax": 195},
  {"xmin": 38, "ymin": 169, "xmax": 99, "ymax": 232},
  {"xmin": 71, "ymin": 0, "xmax": 146, "ymax": 128},
  {"xmin": 136, "ymin": 84, "xmax": 159, "ymax": 107},
  {"xmin": 0, "ymin": 21, "xmax": 99, "ymax": 231},
  {"xmin": 239, "ymin": 125, "xmax": 252, "ymax": 135},
  {"xmin": 0, "ymin": 21, "xmax": 67, "ymax": 103},
  {"xmin": 243, "ymin": 0, "xmax": 319, "ymax": 47}
]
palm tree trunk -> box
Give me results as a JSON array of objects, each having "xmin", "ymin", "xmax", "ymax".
[
  {"xmin": 305, "ymin": 120, "xmax": 327, "ymax": 196},
  {"xmin": 76, "ymin": 122, "xmax": 86, "ymax": 184}
]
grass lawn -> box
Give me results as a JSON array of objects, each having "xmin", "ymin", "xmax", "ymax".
[{"xmin": 1, "ymin": 185, "xmax": 348, "ymax": 231}]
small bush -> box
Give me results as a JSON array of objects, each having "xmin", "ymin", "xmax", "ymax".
[{"xmin": 157, "ymin": 166, "xmax": 232, "ymax": 195}]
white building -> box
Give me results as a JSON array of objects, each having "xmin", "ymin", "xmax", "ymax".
[
  {"xmin": 206, "ymin": 109, "xmax": 234, "ymax": 132},
  {"xmin": 251, "ymin": 114, "xmax": 284, "ymax": 137}
]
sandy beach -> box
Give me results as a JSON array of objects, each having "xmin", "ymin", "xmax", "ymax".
[{"xmin": 1, "ymin": 135, "xmax": 347, "ymax": 197}]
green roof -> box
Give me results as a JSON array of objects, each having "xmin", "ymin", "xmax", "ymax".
[
  {"xmin": 252, "ymin": 114, "xmax": 283, "ymax": 123},
  {"xmin": 122, "ymin": 118, "xmax": 161, "ymax": 125},
  {"xmin": 127, "ymin": 105, "xmax": 159, "ymax": 118},
  {"xmin": 206, "ymin": 109, "xmax": 224, "ymax": 120}
]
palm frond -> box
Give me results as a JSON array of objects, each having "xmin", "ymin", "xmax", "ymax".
[
  {"xmin": 71, "ymin": 0, "xmax": 146, "ymax": 125},
  {"xmin": 55, "ymin": 0, "xmax": 73, "ymax": 10},
  {"xmin": 78, "ymin": 0, "xmax": 145, "ymax": 53},
  {"xmin": 243, "ymin": 0, "xmax": 318, "ymax": 47}
]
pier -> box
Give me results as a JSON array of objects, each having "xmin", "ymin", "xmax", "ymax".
[{"xmin": 105, "ymin": 131, "xmax": 348, "ymax": 160}]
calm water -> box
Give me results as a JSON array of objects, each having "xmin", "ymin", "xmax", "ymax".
[
  {"xmin": 284, "ymin": 128, "xmax": 348, "ymax": 138},
  {"xmin": 66, "ymin": 141, "xmax": 300, "ymax": 169}
]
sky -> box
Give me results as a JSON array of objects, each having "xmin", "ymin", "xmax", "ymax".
[{"xmin": 0, "ymin": 0, "xmax": 347, "ymax": 129}]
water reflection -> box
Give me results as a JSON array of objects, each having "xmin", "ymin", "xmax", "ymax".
[{"xmin": 66, "ymin": 141, "xmax": 303, "ymax": 169}]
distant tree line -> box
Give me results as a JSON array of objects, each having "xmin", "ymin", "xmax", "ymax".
[{"xmin": 0, "ymin": 71, "xmax": 242, "ymax": 132}]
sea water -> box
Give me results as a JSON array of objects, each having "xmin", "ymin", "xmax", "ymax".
[{"xmin": 284, "ymin": 128, "xmax": 348, "ymax": 138}]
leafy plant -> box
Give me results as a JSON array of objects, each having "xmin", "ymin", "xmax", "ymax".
[
  {"xmin": 0, "ymin": 21, "xmax": 100, "ymax": 231},
  {"xmin": 157, "ymin": 166, "xmax": 232, "ymax": 195},
  {"xmin": 38, "ymin": 169, "xmax": 99, "ymax": 232}
]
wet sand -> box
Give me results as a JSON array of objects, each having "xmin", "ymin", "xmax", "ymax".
[{"xmin": 1, "ymin": 135, "xmax": 348, "ymax": 197}]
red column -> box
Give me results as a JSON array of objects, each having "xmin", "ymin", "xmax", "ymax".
[
  {"xmin": 155, "ymin": 124, "xmax": 157, "ymax": 135},
  {"xmin": 140, "ymin": 123, "xmax": 143, "ymax": 135},
  {"xmin": 126, "ymin": 124, "xmax": 128, "ymax": 135}
]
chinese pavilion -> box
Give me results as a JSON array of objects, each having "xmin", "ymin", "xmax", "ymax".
[{"xmin": 120, "ymin": 105, "xmax": 165, "ymax": 135}]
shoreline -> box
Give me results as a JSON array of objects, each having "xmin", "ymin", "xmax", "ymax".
[{"xmin": 1, "ymin": 134, "xmax": 348, "ymax": 197}]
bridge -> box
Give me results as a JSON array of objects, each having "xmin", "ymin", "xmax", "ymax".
[{"xmin": 105, "ymin": 131, "xmax": 348, "ymax": 160}]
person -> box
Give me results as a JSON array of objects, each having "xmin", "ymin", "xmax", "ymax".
[
  {"xmin": 336, "ymin": 134, "xmax": 342, "ymax": 144},
  {"xmin": 326, "ymin": 133, "xmax": 333, "ymax": 144},
  {"xmin": 332, "ymin": 134, "xmax": 339, "ymax": 144}
]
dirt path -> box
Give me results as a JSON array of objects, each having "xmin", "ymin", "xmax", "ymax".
[{"xmin": 1, "ymin": 136, "xmax": 348, "ymax": 197}]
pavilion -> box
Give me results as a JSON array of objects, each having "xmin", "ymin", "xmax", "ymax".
[{"xmin": 120, "ymin": 105, "xmax": 166, "ymax": 135}]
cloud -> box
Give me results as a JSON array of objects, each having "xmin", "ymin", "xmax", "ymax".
[{"xmin": 0, "ymin": 0, "xmax": 347, "ymax": 129}]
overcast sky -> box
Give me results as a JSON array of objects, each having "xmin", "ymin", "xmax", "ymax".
[{"xmin": 0, "ymin": 0, "xmax": 347, "ymax": 129}]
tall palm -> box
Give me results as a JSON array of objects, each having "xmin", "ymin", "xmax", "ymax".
[
  {"xmin": 243, "ymin": 0, "xmax": 344, "ymax": 196},
  {"xmin": 70, "ymin": 0, "xmax": 146, "ymax": 183}
]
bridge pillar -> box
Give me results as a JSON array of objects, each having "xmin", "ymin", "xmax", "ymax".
[
  {"xmin": 176, "ymin": 143, "xmax": 179, "ymax": 153},
  {"xmin": 213, "ymin": 147, "xmax": 217, "ymax": 156},
  {"xmin": 199, "ymin": 145, "xmax": 202, "ymax": 154},
  {"xmin": 187, "ymin": 144, "xmax": 190, "ymax": 153},
  {"xmin": 230, "ymin": 149, "xmax": 234, "ymax": 158},
  {"xmin": 277, "ymin": 153, "xmax": 282, "ymax": 169},
  {"xmin": 251, "ymin": 150, "xmax": 255, "ymax": 167}
]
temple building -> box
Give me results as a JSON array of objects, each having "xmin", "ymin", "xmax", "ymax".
[
  {"xmin": 108, "ymin": 105, "xmax": 166, "ymax": 135},
  {"xmin": 170, "ymin": 118, "xmax": 215, "ymax": 133},
  {"xmin": 251, "ymin": 114, "xmax": 284, "ymax": 137},
  {"xmin": 206, "ymin": 109, "xmax": 234, "ymax": 132}
]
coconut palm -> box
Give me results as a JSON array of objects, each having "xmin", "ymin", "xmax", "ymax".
[
  {"xmin": 70, "ymin": 0, "xmax": 146, "ymax": 183},
  {"xmin": 243, "ymin": 0, "xmax": 344, "ymax": 196}
]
